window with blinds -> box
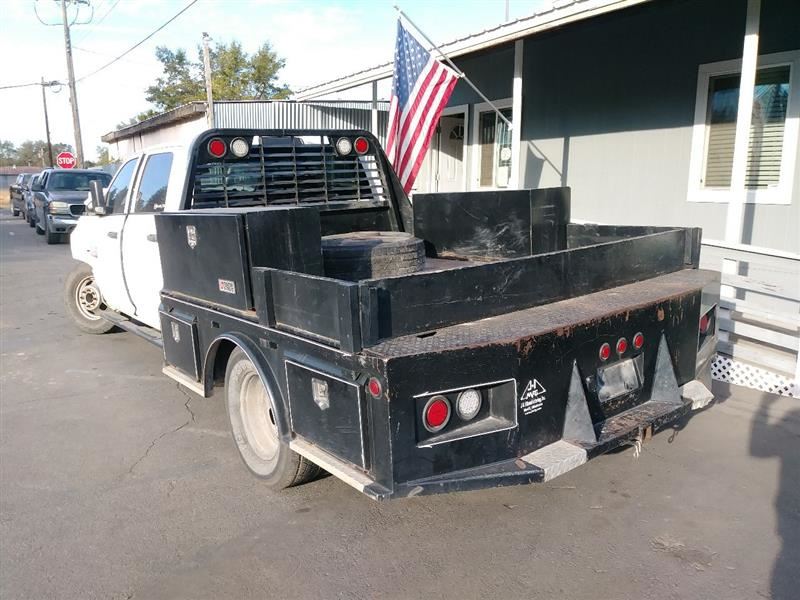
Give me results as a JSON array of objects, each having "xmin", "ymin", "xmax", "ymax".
[
  {"xmin": 703, "ymin": 66, "xmax": 790, "ymax": 189},
  {"xmin": 478, "ymin": 107, "xmax": 512, "ymax": 188}
]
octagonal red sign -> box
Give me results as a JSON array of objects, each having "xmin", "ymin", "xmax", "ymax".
[{"xmin": 56, "ymin": 151, "xmax": 76, "ymax": 169}]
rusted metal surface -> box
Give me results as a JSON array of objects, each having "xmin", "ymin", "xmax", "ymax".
[{"xmin": 366, "ymin": 269, "xmax": 717, "ymax": 358}]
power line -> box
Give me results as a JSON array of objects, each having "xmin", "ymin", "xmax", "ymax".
[
  {"xmin": 75, "ymin": 0, "xmax": 199, "ymax": 83},
  {"xmin": 0, "ymin": 81, "xmax": 61, "ymax": 90}
]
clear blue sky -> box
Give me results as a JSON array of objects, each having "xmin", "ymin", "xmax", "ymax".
[{"xmin": 1, "ymin": 0, "xmax": 551, "ymax": 160}]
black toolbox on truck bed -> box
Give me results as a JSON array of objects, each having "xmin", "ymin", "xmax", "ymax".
[{"xmin": 155, "ymin": 206, "xmax": 323, "ymax": 311}]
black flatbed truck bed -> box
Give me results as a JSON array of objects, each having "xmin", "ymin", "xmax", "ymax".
[{"xmin": 153, "ymin": 129, "xmax": 719, "ymax": 499}]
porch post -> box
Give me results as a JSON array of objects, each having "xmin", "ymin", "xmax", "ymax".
[
  {"xmin": 724, "ymin": 0, "xmax": 761, "ymax": 243},
  {"xmin": 510, "ymin": 39, "xmax": 524, "ymax": 189},
  {"xmin": 371, "ymin": 80, "xmax": 379, "ymax": 138}
]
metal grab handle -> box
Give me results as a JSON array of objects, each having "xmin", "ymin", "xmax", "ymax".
[
  {"xmin": 146, "ymin": 234, "xmax": 157, "ymax": 242},
  {"xmin": 107, "ymin": 231, "xmax": 118, "ymax": 239}
]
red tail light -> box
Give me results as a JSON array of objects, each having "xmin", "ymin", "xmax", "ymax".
[
  {"xmin": 599, "ymin": 343, "xmax": 611, "ymax": 361},
  {"xmin": 423, "ymin": 395, "xmax": 451, "ymax": 432},
  {"xmin": 367, "ymin": 377, "xmax": 382, "ymax": 398},
  {"xmin": 632, "ymin": 332, "xmax": 644, "ymax": 350},
  {"xmin": 699, "ymin": 314, "xmax": 710, "ymax": 334},
  {"xmin": 207, "ymin": 138, "xmax": 226, "ymax": 158},
  {"xmin": 616, "ymin": 337, "xmax": 628, "ymax": 355},
  {"xmin": 354, "ymin": 136, "xmax": 369, "ymax": 155}
]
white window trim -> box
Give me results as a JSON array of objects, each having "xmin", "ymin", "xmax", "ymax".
[
  {"xmin": 425, "ymin": 104, "xmax": 469, "ymax": 193},
  {"xmin": 687, "ymin": 50, "xmax": 800, "ymax": 205},
  {"xmin": 470, "ymin": 97, "xmax": 513, "ymax": 191}
]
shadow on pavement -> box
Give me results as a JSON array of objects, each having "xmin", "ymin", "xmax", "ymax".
[{"xmin": 748, "ymin": 389, "xmax": 800, "ymax": 600}]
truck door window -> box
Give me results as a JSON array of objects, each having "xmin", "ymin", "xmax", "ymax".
[
  {"xmin": 133, "ymin": 153, "xmax": 173, "ymax": 213},
  {"xmin": 106, "ymin": 159, "xmax": 139, "ymax": 214}
]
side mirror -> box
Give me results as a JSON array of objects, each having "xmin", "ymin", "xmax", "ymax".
[
  {"xmin": 90, "ymin": 180, "xmax": 109, "ymax": 215},
  {"xmin": 31, "ymin": 181, "xmax": 43, "ymax": 192}
]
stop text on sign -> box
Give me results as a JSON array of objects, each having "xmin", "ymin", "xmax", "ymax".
[{"xmin": 56, "ymin": 151, "xmax": 76, "ymax": 169}]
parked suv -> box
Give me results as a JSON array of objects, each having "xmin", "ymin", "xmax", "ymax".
[
  {"xmin": 9, "ymin": 174, "xmax": 33, "ymax": 216},
  {"xmin": 22, "ymin": 174, "xmax": 43, "ymax": 226},
  {"xmin": 32, "ymin": 169, "xmax": 112, "ymax": 244}
]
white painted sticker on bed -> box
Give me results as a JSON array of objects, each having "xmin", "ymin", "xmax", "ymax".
[{"xmin": 520, "ymin": 379, "xmax": 546, "ymax": 415}]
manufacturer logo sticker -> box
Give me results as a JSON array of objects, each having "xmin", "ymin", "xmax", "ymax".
[
  {"xmin": 520, "ymin": 378, "xmax": 546, "ymax": 415},
  {"xmin": 186, "ymin": 225, "xmax": 197, "ymax": 249},
  {"xmin": 218, "ymin": 279, "xmax": 236, "ymax": 294},
  {"xmin": 170, "ymin": 322, "xmax": 181, "ymax": 343}
]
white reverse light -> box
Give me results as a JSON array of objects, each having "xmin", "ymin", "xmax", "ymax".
[
  {"xmin": 335, "ymin": 137, "xmax": 352, "ymax": 156},
  {"xmin": 230, "ymin": 137, "xmax": 250, "ymax": 158},
  {"xmin": 456, "ymin": 388, "xmax": 482, "ymax": 421}
]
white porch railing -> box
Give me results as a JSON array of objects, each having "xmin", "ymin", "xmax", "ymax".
[{"xmin": 700, "ymin": 239, "xmax": 800, "ymax": 398}]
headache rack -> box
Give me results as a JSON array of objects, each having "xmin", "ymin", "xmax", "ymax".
[{"xmin": 188, "ymin": 130, "xmax": 390, "ymax": 209}]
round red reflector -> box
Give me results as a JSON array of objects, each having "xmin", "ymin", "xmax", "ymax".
[
  {"xmin": 699, "ymin": 314, "xmax": 710, "ymax": 334},
  {"xmin": 616, "ymin": 337, "xmax": 628, "ymax": 355},
  {"xmin": 424, "ymin": 395, "xmax": 450, "ymax": 432},
  {"xmin": 632, "ymin": 332, "xmax": 644, "ymax": 350},
  {"xmin": 599, "ymin": 342, "xmax": 611, "ymax": 361},
  {"xmin": 367, "ymin": 377, "xmax": 382, "ymax": 398},
  {"xmin": 354, "ymin": 136, "xmax": 369, "ymax": 155},
  {"xmin": 208, "ymin": 138, "xmax": 226, "ymax": 158}
]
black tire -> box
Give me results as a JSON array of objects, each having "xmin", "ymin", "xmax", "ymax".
[
  {"xmin": 322, "ymin": 231, "xmax": 425, "ymax": 280},
  {"xmin": 63, "ymin": 262, "xmax": 115, "ymax": 334},
  {"xmin": 27, "ymin": 212, "xmax": 35, "ymax": 228},
  {"xmin": 225, "ymin": 348, "xmax": 320, "ymax": 489},
  {"xmin": 45, "ymin": 218, "xmax": 61, "ymax": 245},
  {"xmin": 35, "ymin": 218, "xmax": 44, "ymax": 235}
]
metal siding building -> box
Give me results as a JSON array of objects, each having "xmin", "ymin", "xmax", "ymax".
[{"xmin": 102, "ymin": 101, "xmax": 390, "ymax": 160}]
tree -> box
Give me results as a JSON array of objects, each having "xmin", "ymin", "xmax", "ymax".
[
  {"xmin": 144, "ymin": 46, "xmax": 205, "ymax": 112},
  {"xmin": 0, "ymin": 140, "xmax": 16, "ymax": 166},
  {"xmin": 0, "ymin": 140, "xmax": 73, "ymax": 167},
  {"xmin": 137, "ymin": 40, "xmax": 291, "ymax": 118},
  {"xmin": 95, "ymin": 146, "xmax": 114, "ymax": 166}
]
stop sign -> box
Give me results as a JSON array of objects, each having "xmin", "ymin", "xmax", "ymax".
[{"xmin": 56, "ymin": 151, "xmax": 76, "ymax": 169}]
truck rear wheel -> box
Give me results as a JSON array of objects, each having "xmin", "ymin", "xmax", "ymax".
[
  {"xmin": 225, "ymin": 348, "xmax": 320, "ymax": 488},
  {"xmin": 64, "ymin": 263, "xmax": 115, "ymax": 334}
]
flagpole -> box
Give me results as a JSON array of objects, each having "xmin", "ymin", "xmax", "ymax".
[{"xmin": 393, "ymin": 5, "xmax": 514, "ymax": 131}]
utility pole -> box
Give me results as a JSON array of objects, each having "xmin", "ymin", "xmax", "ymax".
[
  {"xmin": 61, "ymin": 0, "xmax": 85, "ymax": 167},
  {"xmin": 40, "ymin": 78, "xmax": 55, "ymax": 167},
  {"xmin": 202, "ymin": 33, "xmax": 215, "ymax": 128}
]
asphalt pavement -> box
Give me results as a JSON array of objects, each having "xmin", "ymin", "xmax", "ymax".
[{"xmin": 1, "ymin": 211, "xmax": 798, "ymax": 600}]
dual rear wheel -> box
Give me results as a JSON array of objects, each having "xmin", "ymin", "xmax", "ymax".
[{"xmin": 224, "ymin": 348, "xmax": 320, "ymax": 488}]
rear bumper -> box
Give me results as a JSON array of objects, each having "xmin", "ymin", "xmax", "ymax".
[
  {"xmin": 291, "ymin": 380, "xmax": 710, "ymax": 500},
  {"xmin": 392, "ymin": 389, "xmax": 702, "ymax": 498}
]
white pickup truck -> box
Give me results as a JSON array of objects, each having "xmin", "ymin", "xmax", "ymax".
[{"xmin": 66, "ymin": 144, "xmax": 186, "ymax": 335}]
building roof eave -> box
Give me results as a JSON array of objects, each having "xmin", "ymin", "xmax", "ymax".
[
  {"xmin": 101, "ymin": 102, "xmax": 207, "ymax": 143},
  {"xmin": 293, "ymin": 0, "xmax": 649, "ymax": 100}
]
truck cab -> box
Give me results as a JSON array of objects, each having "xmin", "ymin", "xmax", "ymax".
[{"xmin": 70, "ymin": 145, "xmax": 186, "ymax": 330}]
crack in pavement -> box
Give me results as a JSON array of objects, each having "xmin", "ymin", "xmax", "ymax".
[{"xmin": 125, "ymin": 384, "xmax": 197, "ymax": 476}]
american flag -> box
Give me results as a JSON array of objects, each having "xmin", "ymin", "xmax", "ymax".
[{"xmin": 385, "ymin": 20, "xmax": 459, "ymax": 194}]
